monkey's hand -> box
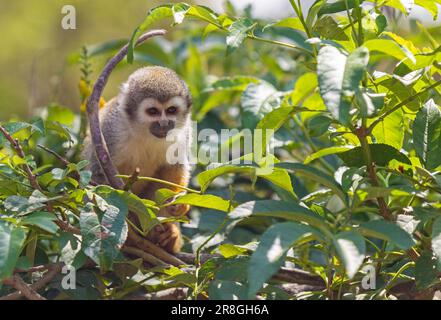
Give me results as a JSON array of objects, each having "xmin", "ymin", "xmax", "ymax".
[
  {"xmin": 152, "ymin": 222, "xmax": 182, "ymax": 253},
  {"xmin": 165, "ymin": 203, "xmax": 190, "ymax": 217},
  {"xmin": 161, "ymin": 194, "xmax": 190, "ymax": 217}
]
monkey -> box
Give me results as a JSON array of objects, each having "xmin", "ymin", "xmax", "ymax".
[{"xmin": 82, "ymin": 66, "xmax": 192, "ymax": 253}]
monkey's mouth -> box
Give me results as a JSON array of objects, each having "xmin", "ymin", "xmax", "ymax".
[
  {"xmin": 152, "ymin": 130, "xmax": 169, "ymax": 138},
  {"xmin": 150, "ymin": 121, "xmax": 175, "ymax": 138}
]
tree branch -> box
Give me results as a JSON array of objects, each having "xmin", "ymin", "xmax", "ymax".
[
  {"xmin": 86, "ymin": 29, "xmax": 166, "ymax": 188},
  {"xmin": 0, "ymin": 125, "xmax": 42, "ymax": 191},
  {"xmin": 127, "ymin": 226, "xmax": 185, "ymax": 267},
  {"xmin": 0, "ymin": 263, "xmax": 63, "ymax": 300},
  {"xmin": 176, "ymin": 252, "xmax": 326, "ymax": 288},
  {"xmin": 368, "ymin": 79, "xmax": 441, "ymax": 133},
  {"xmin": 122, "ymin": 245, "xmax": 169, "ymax": 267}
]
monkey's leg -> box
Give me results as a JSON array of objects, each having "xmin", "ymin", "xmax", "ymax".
[{"xmin": 139, "ymin": 164, "xmax": 190, "ymax": 253}]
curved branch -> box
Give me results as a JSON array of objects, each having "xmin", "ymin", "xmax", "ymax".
[
  {"xmin": 0, "ymin": 263, "xmax": 63, "ymax": 300},
  {"xmin": 86, "ymin": 29, "xmax": 166, "ymax": 188}
]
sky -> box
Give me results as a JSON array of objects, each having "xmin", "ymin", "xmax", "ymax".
[{"xmin": 205, "ymin": 0, "xmax": 441, "ymax": 25}]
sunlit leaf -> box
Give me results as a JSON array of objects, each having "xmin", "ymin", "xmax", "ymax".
[{"xmin": 248, "ymin": 222, "xmax": 315, "ymax": 297}]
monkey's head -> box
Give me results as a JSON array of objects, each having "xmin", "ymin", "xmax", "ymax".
[{"xmin": 120, "ymin": 66, "xmax": 192, "ymax": 139}]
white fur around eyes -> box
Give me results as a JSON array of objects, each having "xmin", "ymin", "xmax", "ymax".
[{"xmin": 166, "ymin": 96, "xmax": 187, "ymax": 112}]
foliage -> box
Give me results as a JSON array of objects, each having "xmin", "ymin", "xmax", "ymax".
[{"xmin": 1, "ymin": 0, "xmax": 441, "ymax": 300}]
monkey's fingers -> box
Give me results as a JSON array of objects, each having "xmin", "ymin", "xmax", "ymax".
[
  {"xmin": 157, "ymin": 223, "xmax": 182, "ymax": 253},
  {"xmin": 165, "ymin": 203, "xmax": 190, "ymax": 217}
]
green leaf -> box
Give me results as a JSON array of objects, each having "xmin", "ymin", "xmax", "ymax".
[
  {"xmin": 338, "ymin": 143, "xmax": 411, "ymax": 167},
  {"xmin": 47, "ymin": 105, "xmax": 75, "ymax": 126},
  {"xmin": 197, "ymin": 164, "xmax": 254, "ymax": 193},
  {"xmin": 412, "ymin": 99, "xmax": 441, "ymax": 170},
  {"xmin": 204, "ymin": 76, "xmax": 259, "ymax": 92},
  {"xmin": 317, "ymin": 46, "xmax": 369, "ymax": 125},
  {"xmin": 228, "ymin": 200, "xmax": 328, "ymax": 232},
  {"xmin": 291, "ymin": 72, "xmax": 318, "ymax": 105},
  {"xmin": 415, "ymin": 251, "xmax": 439, "ymax": 289},
  {"xmin": 0, "ymin": 122, "xmax": 33, "ymax": 146},
  {"xmin": 431, "ymin": 217, "xmax": 441, "ymax": 264},
  {"xmin": 333, "ymin": 231, "xmax": 366, "ymax": 279},
  {"xmin": 0, "ymin": 221, "xmax": 27, "ymax": 281},
  {"xmin": 209, "ymin": 280, "xmax": 248, "ymax": 300},
  {"xmin": 4, "ymin": 191, "xmax": 48, "ymax": 214},
  {"xmin": 307, "ymin": 115, "xmax": 332, "ymax": 137},
  {"xmin": 226, "ymin": 18, "xmax": 254, "ymax": 54},
  {"xmin": 364, "ymin": 39, "xmax": 415, "ymax": 63},
  {"xmin": 264, "ymin": 17, "xmax": 305, "ymax": 33},
  {"xmin": 80, "ymin": 192, "xmax": 128, "ymax": 270},
  {"xmin": 115, "ymin": 191, "xmax": 157, "ymax": 233},
  {"xmin": 241, "ymin": 81, "xmax": 281, "ymax": 128},
  {"xmin": 369, "ymin": 108, "xmax": 404, "ymax": 150},
  {"xmin": 197, "ymin": 160, "xmax": 295, "ymax": 197},
  {"xmin": 304, "ymin": 146, "xmax": 354, "ymax": 164},
  {"xmin": 276, "ymin": 162, "xmax": 348, "ymax": 205},
  {"xmin": 80, "ymin": 208, "xmax": 102, "ymax": 267},
  {"xmin": 248, "ymin": 222, "xmax": 315, "ymax": 298},
  {"xmin": 171, "ymin": 193, "xmax": 230, "ymax": 212},
  {"xmin": 415, "ymin": 0, "xmax": 438, "ymax": 19},
  {"xmin": 314, "ymin": 16, "xmax": 349, "ymax": 41},
  {"xmin": 218, "ymin": 244, "xmax": 248, "ymax": 258},
  {"xmin": 318, "ymin": 0, "xmax": 363, "ymax": 16},
  {"xmin": 359, "ymin": 220, "xmax": 415, "ymax": 250},
  {"xmin": 256, "ymin": 106, "xmax": 296, "ymax": 149},
  {"xmin": 21, "ymin": 212, "xmax": 58, "ymax": 234},
  {"xmin": 127, "ymin": 5, "xmax": 173, "ymax": 63}
]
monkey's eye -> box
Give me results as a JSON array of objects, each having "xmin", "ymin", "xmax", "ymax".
[
  {"xmin": 166, "ymin": 106, "xmax": 177, "ymax": 115},
  {"xmin": 146, "ymin": 107, "xmax": 159, "ymax": 116}
]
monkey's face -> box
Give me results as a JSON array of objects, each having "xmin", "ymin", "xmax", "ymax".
[{"xmin": 136, "ymin": 96, "xmax": 189, "ymax": 139}]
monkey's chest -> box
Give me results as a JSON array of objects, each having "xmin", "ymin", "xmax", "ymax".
[{"xmin": 114, "ymin": 137, "xmax": 168, "ymax": 178}]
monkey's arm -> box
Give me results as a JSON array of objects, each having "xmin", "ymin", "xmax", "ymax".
[
  {"xmin": 140, "ymin": 164, "xmax": 191, "ymax": 216},
  {"xmin": 141, "ymin": 164, "xmax": 191, "ymax": 253}
]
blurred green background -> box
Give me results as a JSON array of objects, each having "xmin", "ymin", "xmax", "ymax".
[
  {"xmin": 0, "ymin": 0, "xmax": 440, "ymax": 120},
  {"xmin": 0, "ymin": 0, "xmax": 218, "ymax": 120}
]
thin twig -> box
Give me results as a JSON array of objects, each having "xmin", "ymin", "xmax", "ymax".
[
  {"xmin": 118, "ymin": 174, "xmax": 201, "ymax": 194},
  {"xmin": 175, "ymin": 252, "xmax": 325, "ymax": 288},
  {"xmin": 37, "ymin": 144, "xmax": 70, "ymax": 166},
  {"xmin": 55, "ymin": 219, "xmax": 81, "ymax": 235},
  {"xmin": 125, "ymin": 287, "xmax": 189, "ymax": 300},
  {"xmin": 368, "ymin": 79, "xmax": 441, "ymax": 133},
  {"xmin": 0, "ymin": 125, "xmax": 42, "ymax": 191},
  {"xmin": 124, "ymin": 168, "xmax": 141, "ymax": 191},
  {"xmin": 86, "ymin": 30, "xmax": 166, "ymax": 188}
]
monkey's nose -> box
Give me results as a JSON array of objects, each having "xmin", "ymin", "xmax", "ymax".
[{"xmin": 159, "ymin": 120, "xmax": 173, "ymax": 128}]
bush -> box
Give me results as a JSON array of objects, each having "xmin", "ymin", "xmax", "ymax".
[{"xmin": 1, "ymin": 0, "xmax": 441, "ymax": 300}]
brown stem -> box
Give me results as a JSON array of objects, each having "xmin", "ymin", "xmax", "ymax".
[
  {"xmin": 55, "ymin": 219, "xmax": 81, "ymax": 234},
  {"xmin": 127, "ymin": 226, "xmax": 185, "ymax": 267},
  {"xmin": 2, "ymin": 275, "xmax": 46, "ymax": 300},
  {"xmin": 124, "ymin": 167, "xmax": 140, "ymax": 191},
  {"xmin": 37, "ymin": 144, "xmax": 70, "ymax": 166},
  {"xmin": 368, "ymin": 79, "xmax": 441, "ymax": 133},
  {"xmin": 125, "ymin": 287, "xmax": 189, "ymax": 300},
  {"xmin": 0, "ymin": 263, "xmax": 63, "ymax": 300},
  {"xmin": 122, "ymin": 245, "xmax": 168, "ymax": 266},
  {"xmin": 176, "ymin": 252, "xmax": 325, "ymax": 287},
  {"xmin": 356, "ymin": 127, "xmax": 393, "ymax": 220},
  {"xmin": 86, "ymin": 29, "xmax": 166, "ymax": 188},
  {"xmin": 0, "ymin": 125, "xmax": 42, "ymax": 191}
]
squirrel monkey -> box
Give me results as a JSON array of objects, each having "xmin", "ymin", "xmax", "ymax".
[{"xmin": 83, "ymin": 66, "xmax": 192, "ymax": 253}]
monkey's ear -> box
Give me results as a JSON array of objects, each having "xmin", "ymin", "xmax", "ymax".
[{"xmin": 120, "ymin": 81, "xmax": 129, "ymax": 95}]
